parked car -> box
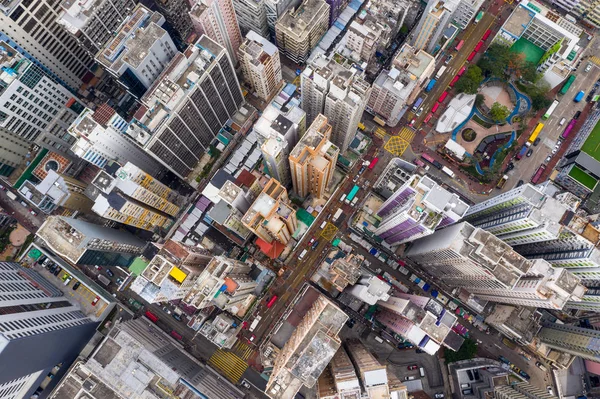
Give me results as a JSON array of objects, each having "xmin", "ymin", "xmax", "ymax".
[
  {"xmin": 37, "ymin": 255, "xmax": 47, "ymax": 265},
  {"xmin": 445, "ymin": 55, "xmax": 453, "ymax": 64},
  {"xmin": 30, "ymin": 209, "xmax": 37, "ymax": 216},
  {"xmin": 545, "ymin": 155, "xmax": 552, "ymax": 163},
  {"xmin": 241, "ymin": 380, "xmax": 251, "ymax": 389},
  {"xmin": 586, "ymin": 63, "xmax": 593, "ymax": 72},
  {"xmin": 19, "ymin": 201, "xmax": 28, "ymax": 207},
  {"xmin": 91, "ymin": 296, "xmax": 100, "ymax": 306},
  {"xmin": 106, "ymin": 269, "xmax": 114, "ymax": 277},
  {"xmin": 526, "ymin": 149, "xmax": 533, "ymax": 157},
  {"xmin": 116, "ymin": 277, "xmax": 123, "ymax": 285},
  {"xmin": 575, "ymin": 110, "xmax": 582, "ymax": 119},
  {"xmin": 547, "ymin": 386, "xmax": 554, "ymax": 395},
  {"xmin": 53, "ymin": 266, "xmax": 62, "ymax": 276},
  {"xmin": 533, "ymin": 137, "xmax": 541, "ymax": 146},
  {"xmin": 308, "ymin": 237, "xmax": 315, "ymax": 246},
  {"xmin": 407, "ymin": 365, "xmax": 418, "ymax": 370},
  {"xmin": 72, "ymin": 282, "xmax": 81, "ymax": 290},
  {"xmin": 506, "ymin": 162, "xmax": 515, "ymax": 171},
  {"xmin": 163, "ymin": 307, "xmax": 172, "ymax": 314},
  {"xmin": 94, "ymin": 265, "xmax": 102, "ymax": 270},
  {"xmin": 434, "ymin": 394, "xmax": 444, "ymax": 399}
]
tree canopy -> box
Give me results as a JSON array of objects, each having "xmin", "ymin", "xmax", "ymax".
[
  {"xmin": 477, "ymin": 43, "xmax": 512, "ymax": 77},
  {"xmin": 490, "ymin": 102, "xmax": 511, "ymax": 121},
  {"xmin": 444, "ymin": 338, "xmax": 478, "ymax": 364},
  {"xmin": 455, "ymin": 65, "xmax": 483, "ymax": 94}
]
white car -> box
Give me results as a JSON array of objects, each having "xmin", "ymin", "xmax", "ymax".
[
  {"xmin": 547, "ymin": 386, "xmax": 553, "ymax": 395},
  {"xmin": 241, "ymin": 381, "xmax": 251, "ymax": 389},
  {"xmin": 585, "ymin": 64, "xmax": 593, "ymax": 72},
  {"xmin": 552, "ymin": 148, "xmax": 558, "ymax": 154},
  {"xmin": 545, "ymin": 156, "xmax": 552, "ymax": 163}
]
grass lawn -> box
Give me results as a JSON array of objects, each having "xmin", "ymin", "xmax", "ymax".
[
  {"xmin": 581, "ymin": 119, "xmax": 600, "ymax": 161},
  {"xmin": 569, "ymin": 166, "xmax": 598, "ymax": 190}
]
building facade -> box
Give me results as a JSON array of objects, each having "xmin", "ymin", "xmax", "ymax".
[
  {"xmin": 537, "ymin": 322, "xmax": 600, "ymax": 363},
  {"xmin": 232, "ymin": 0, "xmax": 269, "ymax": 38},
  {"xmin": 18, "ymin": 170, "xmax": 92, "ymax": 214},
  {"xmin": 239, "ymin": 30, "xmax": 283, "ymax": 102},
  {"xmin": 411, "ymin": 0, "xmax": 459, "ymax": 54}
]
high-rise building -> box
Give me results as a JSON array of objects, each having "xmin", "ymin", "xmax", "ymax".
[
  {"xmin": 0, "ymin": 127, "xmax": 30, "ymax": 177},
  {"xmin": 289, "ymin": 114, "xmax": 339, "ymax": 199},
  {"xmin": 0, "ymin": 262, "xmax": 99, "ymax": 399},
  {"xmin": 36, "ymin": 216, "xmax": 146, "ymax": 267},
  {"xmin": 85, "ymin": 162, "xmax": 184, "ymax": 231},
  {"xmin": 0, "ymin": 43, "xmax": 84, "ymax": 144},
  {"xmin": 131, "ymin": 239, "xmax": 213, "ymax": 303},
  {"xmin": 451, "ymin": 0, "xmax": 485, "ymax": 29},
  {"xmin": 495, "ymin": 382, "xmax": 558, "ymax": 399},
  {"xmin": 341, "ymin": 20, "xmax": 390, "ymax": 65},
  {"xmin": 301, "ymin": 55, "xmax": 371, "ymax": 152},
  {"xmin": 18, "ymin": 170, "xmax": 93, "ymax": 214},
  {"xmin": 265, "ymin": 0, "xmax": 303, "ymax": 39},
  {"xmin": 367, "ymin": 44, "xmax": 435, "ymax": 126},
  {"xmin": 0, "ymin": 3, "xmax": 95, "ymax": 90},
  {"xmin": 406, "ymin": 222, "xmax": 587, "ymax": 309},
  {"xmin": 183, "ymin": 255, "xmax": 257, "ymax": 317},
  {"xmin": 275, "ymin": 0, "xmax": 329, "ymax": 64},
  {"xmin": 374, "ymin": 174, "xmax": 469, "ymax": 245},
  {"xmin": 485, "ymin": 305, "xmax": 541, "ymax": 346},
  {"xmin": 574, "ymin": 0, "xmax": 600, "ymax": 28},
  {"xmin": 50, "ymin": 318, "xmax": 245, "ymax": 399},
  {"xmin": 152, "ymin": 0, "xmax": 194, "ymax": 46},
  {"xmin": 266, "ymin": 285, "xmax": 348, "ymax": 399},
  {"xmin": 132, "ymin": 35, "xmax": 243, "ymax": 179},
  {"xmin": 324, "ymin": 347, "xmax": 361, "ymax": 398},
  {"xmin": 411, "ymin": 0, "xmax": 460, "ymax": 54},
  {"xmin": 347, "ymin": 275, "xmax": 391, "ymax": 305},
  {"xmin": 242, "ymin": 177, "xmax": 298, "ymax": 246},
  {"xmin": 346, "ymin": 340, "xmax": 391, "ymax": 398},
  {"xmin": 239, "ymin": 30, "xmax": 283, "ymax": 102},
  {"xmin": 537, "ymin": 322, "xmax": 600, "ymax": 363},
  {"xmin": 56, "ymin": 0, "xmax": 137, "ymax": 55},
  {"xmin": 254, "ymin": 84, "xmax": 306, "ymax": 186},
  {"xmin": 232, "ymin": 0, "xmax": 269, "ymax": 38},
  {"xmin": 190, "ymin": 0, "xmax": 243, "ymax": 63},
  {"xmin": 463, "ymin": 183, "xmax": 574, "ymax": 246},
  {"xmin": 69, "ymin": 108, "xmax": 165, "ymax": 176},
  {"xmin": 95, "ymin": 4, "xmax": 177, "ymax": 98}
]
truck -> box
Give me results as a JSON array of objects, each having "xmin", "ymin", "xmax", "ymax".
[
  {"xmin": 97, "ymin": 274, "xmax": 111, "ymax": 286},
  {"xmin": 435, "ymin": 66, "xmax": 447, "ymax": 80},
  {"xmin": 516, "ymin": 145, "xmax": 529, "ymax": 160},
  {"xmin": 574, "ymin": 90, "xmax": 585, "ymax": 102},
  {"xmin": 332, "ymin": 208, "xmax": 343, "ymax": 222},
  {"xmin": 249, "ymin": 316, "xmax": 261, "ymax": 332},
  {"xmin": 298, "ymin": 249, "xmax": 308, "ymax": 260},
  {"xmin": 6, "ymin": 191, "xmax": 16, "ymax": 201},
  {"xmin": 441, "ymin": 166, "xmax": 455, "ymax": 178},
  {"xmin": 425, "ymin": 79, "xmax": 436, "ymax": 92},
  {"xmin": 496, "ymin": 175, "xmax": 508, "ymax": 189}
]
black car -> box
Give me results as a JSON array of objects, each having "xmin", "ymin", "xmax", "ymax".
[
  {"xmin": 575, "ymin": 111, "xmax": 582, "ymax": 119},
  {"xmin": 526, "ymin": 149, "xmax": 533, "ymax": 157},
  {"xmin": 506, "ymin": 162, "xmax": 515, "ymax": 171},
  {"xmin": 72, "ymin": 282, "xmax": 81, "ymax": 290},
  {"xmin": 533, "ymin": 137, "xmax": 541, "ymax": 146},
  {"xmin": 516, "ymin": 180, "xmax": 524, "ymax": 187},
  {"xmin": 106, "ymin": 269, "xmax": 114, "ymax": 277},
  {"xmin": 53, "ymin": 266, "xmax": 62, "ymax": 276},
  {"xmin": 37, "ymin": 255, "xmax": 47, "ymax": 265}
]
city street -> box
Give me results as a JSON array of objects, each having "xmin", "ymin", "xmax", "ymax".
[{"xmin": 0, "ymin": 187, "xmax": 44, "ymax": 232}]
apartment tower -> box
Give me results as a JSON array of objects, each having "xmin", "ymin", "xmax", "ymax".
[{"xmin": 239, "ymin": 30, "xmax": 283, "ymax": 101}]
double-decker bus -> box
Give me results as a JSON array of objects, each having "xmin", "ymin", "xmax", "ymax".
[
  {"xmin": 560, "ymin": 75, "xmax": 576, "ymax": 95},
  {"xmin": 543, "ymin": 100, "xmax": 559, "ymax": 120},
  {"xmin": 266, "ymin": 296, "xmax": 278, "ymax": 308},
  {"xmin": 458, "ymin": 66, "xmax": 466, "ymax": 76},
  {"xmin": 455, "ymin": 40, "xmax": 465, "ymax": 51},
  {"xmin": 531, "ymin": 164, "xmax": 546, "ymax": 184},
  {"xmin": 346, "ymin": 185, "xmax": 360, "ymax": 202},
  {"xmin": 449, "ymin": 75, "xmax": 460, "ymax": 87},
  {"xmin": 561, "ymin": 119, "xmax": 577, "ymax": 139},
  {"xmin": 527, "ymin": 123, "xmax": 544, "ymax": 145},
  {"xmin": 431, "ymin": 103, "xmax": 440, "ymax": 113},
  {"xmin": 474, "ymin": 41, "xmax": 484, "ymax": 52},
  {"xmin": 145, "ymin": 310, "xmax": 159, "ymax": 323},
  {"xmin": 438, "ymin": 91, "xmax": 449, "ymax": 102},
  {"xmin": 482, "ymin": 29, "xmax": 492, "ymax": 41},
  {"xmin": 467, "ymin": 51, "xmax": 477, "ymax": 62},
  {"xmin": 368, "ymin": 157, "xmax": 379, "ymax": 170}
]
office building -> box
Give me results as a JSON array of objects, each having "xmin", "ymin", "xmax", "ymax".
[
  {"xmin": 56, "ymin": 0, "xmax": 137, "ymax": 55},
  {"xmin": 0, "ymin": 43, "xmax": 84, "ymax": 144},
  {"xmin": 537, "ymin": 322, "xmax": 600, "ymax": 363},
  {"xmin": 374, "ymin": 174, "xmax": 469, "ymax": 245},
  {"xmin": 242, "ymin": 177, "xmax": 298, "ymax": 247},
  {"xmin": 320, "ymin": 347, "xmax": 361, "ymax": 398},
  {"xmin": 131, "ymin": 239, "xmax": 213, "ymax": 303},
  {"xmin": 133, "ymin": 35, "xmax": 244, "ymax": 179},
  {"xmin": 183, "ymin": 255, "xmax": 257, "ymax": 317},
  {"xmin": 301, "ymin": 55, "xmax": 371, "ymax": 152},
  {"xmin": 411, "ymin": 0, "xmax": 460, "ymax": 54},
  {"xmin": 346, "ymin": 340, "xmax": 390, "ymax": 398},
  {"xmin": 289, "ymin": 114, "xmax": 339, "ymax": 199},
  {"xmin": 406, "ymin": 222, "xmax": 587, "ymax": 309},
  {"xmin": 95, "ymin": 4, "xmax": 177, "ymax": 98},
  {"xmin": 266, "ymin": 285, "xmax": 348, "ymax": 399},
  {"xmin": 367, "ymin": 44, "xmax": 435, "ymax": 126},
  {"xmin": 377, "ymin": 292, "xmax": 460, "ymax": 355},
  {"xmin": 0, "ymin": 262, "xmax": 99, "ymax": 399},
  {"xmin": 36, "ymin": 216, "xmax": 145, "ymax": 267},
  {"xmin": 0, "ymin": 127, "xmax": 30, "ymax": 177},
  {"xmin": 0, "ymin": 4, "xmax": 95, "ymax": 90},
  {"xmin": 49, "ymin": 318, "xmax": 244, "ymax": 399},
  {"xmin": 18, "ymin": 170, "xmax": 92, "ymax": 214},
  {"xmin": 85, "ymin": 162, "xmax": 184, "ymax": 231},
  {"xmin": 69, "ymin": 108, "xmax": 165, "ymax": 176},
  {"xmin": 254, "ymin": 84, "xmax": 306, "ymax": 186},
  {"xmin": 463, "ymin": 183, "xmax": 574, "ymax": 246},
  {"xmin": 190, "ymin": 0, "xmax": 243, "ymax": 63},
  {"xmin": 275, "ymin": 0, "xmax": 329, "ymax": 64},
  {"xmin": 153, "ymin": 0, "xmax": 194, "ymax": 46},
  {"xmin": 239, "ymin": 30, "xmax": 283, "ymax": 101},
  {"xmin": 495, "ymin": 382, "xmax": 558, "ymax": 399},
  {"xmin": 232, "ymin": 0, "xmax": 269, "ymax": 38},
  {"xmin": 451, "ymin": 0, "xmax": 485, "ymax": 29}
]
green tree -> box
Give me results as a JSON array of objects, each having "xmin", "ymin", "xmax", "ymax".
[
  {"xmin": 399, "ymin": 24, "xmax": 409, "ymax": 35},
  {"xmin": 444, "ymin": 338, "xmax": 478, "ymax": 364},
  {"xmin": 531, "ymin": 94, "xmax": 553, "ymax": 111},
  {"xmin": 455, "ymin": 65, "xmax": 483, "ymax": 94},
  {"xmin": 475, "ymin": 94, "xmax": 485, "ymax": 108},
  {"xmin": 478, "ymin": 43, "xmax": 511, "ymax": 77},
  {"xmin": 490, "ymin": 102, "xmax": 511, "ymax": 121},
  {"xmin": 520, "ymin": 61, "xmax": 541, "ymax": 83}
]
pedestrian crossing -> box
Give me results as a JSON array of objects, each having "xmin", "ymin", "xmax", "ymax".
[
  {"xmin": 590, "ymin": 56, "xmax": 600, "ymax": 67},
  {"xmin": 384, "ymin": 136, "xmax": 410, "ymax": 157},
  {"xmin": 232, "ymin": 340, "xmax": 254, "ymax": 361},
  {"xmin": 208, "ymin": 349, "xmax": 249, "ymax": 383},
  {"xmin": 374, "ymin": 127, "xmax": 387, "ymax": 139},
  {"xmin": 398, "ymin": 127, "xmax": 415, "ymax": 143}
]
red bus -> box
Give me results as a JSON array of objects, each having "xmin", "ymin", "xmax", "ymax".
[
  {"xmin": 431, "ymin": 103, "xmax": 440, "ymax": 113},
  {"xmin": 467, "ymin": 51, "xmax": 476, "ymax": 62},
  {"xmin": 170, "ymin": 330, "xmax": 183, "ymax": 341},
  {"xmin": 421, "ymin": 153, "xmax": 435, "ymax": 163},
  {"xmin": 458, "ymin": 66, "xmax": 466, "ymax": 76},
  {"xmin": 531, "ymin": 164, "xmax": 546, "ymax": 184},
  {"xmin": 369, "ymin": 157, "xmax": 379, "ymax": 170},
  {"xmin": 449, "ymin": 76, "xmax": 460, "ymax": 87},
  {"xmin": 455, "ymin": 40, "xmax": 465, "ymax": 51},
  {"xmin": 482, "ymin": 29, "xmax": 492, "ymax": 41},
  {"xmin": 145, "ymin": 310, "xmax": 159, "ymax": 323},
  {"xmin": 474, "ymin": 41, "xmax": 484, "ymax": 52},
  {"xmin": 266, "ymin": 296, "xmax": 278, "ymax": 308},
  {"xmin": 424, "ymin": 113, "xmax": 433, "ymax": 123},
  {"xmin": 438, "ymin": 91, "xmax": 448, "ymax": 103},
  {"xmin": 561, "ymin": 119, "xmax": 577, "ymax": 139}
]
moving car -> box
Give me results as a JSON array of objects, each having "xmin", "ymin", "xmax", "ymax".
[{"xmin": 526, "ymin": 149, "xmax": 533, "ymax": 157}]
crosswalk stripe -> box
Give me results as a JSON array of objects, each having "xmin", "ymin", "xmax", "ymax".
[
  {"xmin": 590, "ymin": 56, "xmax": 600, "ymax": 66},
  {"xmin": 208, "ymin": 349, "xmax": 248, "ymax": 383}
]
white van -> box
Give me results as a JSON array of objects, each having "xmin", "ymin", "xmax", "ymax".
[
  {"xmin": 299, "ymin": 249, "xmax": 308, "ymax": 260},
  {"xmin": 320, "ymin": 221, "xmax": 327, "ymax": 229},
  {"xmin": 559, "ymin": 117, "xmax": 567, "ymax": 126},
  {"xmin": 374, "ymin": 336, "xmax": 384, "ymax": 343}
]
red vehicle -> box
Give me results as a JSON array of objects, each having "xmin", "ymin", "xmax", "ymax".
[
  {"xmin": 170, "ymin": 330, "xmax": 183, "ymax": 340},
  {"xmin": 531, "ymin": 164, "xmax": 546, "ymax": 184},
  {"xmin": 457, "ymin": 66, "xmax": 466, "ymax": 76},
  {"xmin": 407, "ymin": 364, "xmax": 418, "ymax": 370},
  {"xmin": 467, "ymin": 51, "xmax": 476, "ymax": 62},
  {"xmin": 438, "ymin": 91, "xmax": 448, "ymax": 103},
  {"xmin": 431, "ymin": 103, "xmax": 440, "ymax": 113},
  {"xmin": 145, "ymin": 310, "xmax": 159, "ymax": 323},
  {"xmin": 91, "ymin": 296, "xmax": 100, "ymax": 306},
  {"xmin": 455, "ymin": 40, "xmax": 465, "ymax": 51},
  {"xmin": 474, "ymin": 41, "xmax": 484, "ymax": 52},
  {"xmin": 424, "ymin": 113, "xmax": 433, "ymax": 123},
  {"xmin": 369, "ymin": 157, "xmax": 379, "ymax": 170},
  {"xmin": 421, "ymin": 153, "xmax": 435, "ymax": 163},
  {"xmin": 266, "ymin": 295, "xmax": 278, "ymax": 308},
  {"xmin": 449, "ymin": 75, "xmax": 460, "ymax": 87},
  {"xmin": 482, "ymin": 29, "xmax": 492, "ymax": 41}
]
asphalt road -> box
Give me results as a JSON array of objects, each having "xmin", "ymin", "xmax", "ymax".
[{"xmin": 0, "ymin": 187, "xmax": 45, "ymax": 232}]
